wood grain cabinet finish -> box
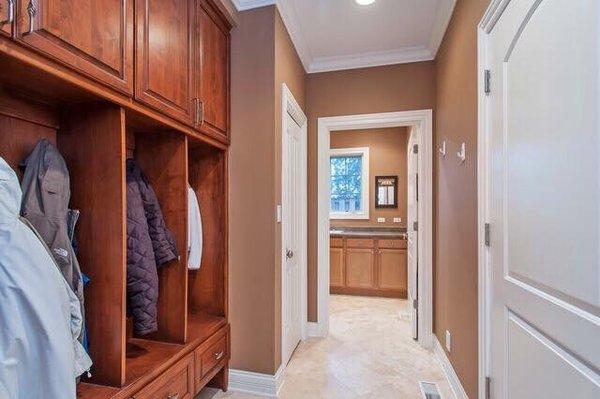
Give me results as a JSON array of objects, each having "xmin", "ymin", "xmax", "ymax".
[
  {"xmin": 16, "ymin": 0, "xmax": 134, "ymax": 94},
  {"xmin": 345, "ymin": 248, "xmax": 375, "ymax": 289},
  {"xmin": 0, "ymin": 0, "xmax": 14, "ymax": 37},
  {"xmin": 194, "ymin": 0, "xmax": 229, "ymax": 139},
  {"xmin": 331, "ymin": 236, "xmax": 407, "ymax": 298},
  {"xmin": 330, "ymin": 247, "xmax": 344, "ymax": 288},
  {"xmin": 133, "ymin": 354, "xmax": 195, "ymax": 399},
  {"xmin": 135, "ymin": 0, "xmax": 194, "ymax": 124},
  {"xmin": 377, "ymin": 248, "xmax": 407, "ymax": 291}
]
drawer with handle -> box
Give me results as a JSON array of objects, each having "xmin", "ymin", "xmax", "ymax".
[
  {"xmin": 195, "ymin": 333, "xmax": 229, "ymax": 383},
  {"xmin": 133, "ymin": 354, "xmax": 194, "ymax": 399}
]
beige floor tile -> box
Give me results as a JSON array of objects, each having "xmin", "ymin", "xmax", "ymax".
[{"xmin": 198, "ymin": 295, "xmax": 451, "ymax": 399}]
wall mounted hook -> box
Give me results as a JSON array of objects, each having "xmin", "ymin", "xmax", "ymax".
[
  {"xmin": 457, "ymin": 142, "xmax": 466, "ymax": 163},
  {"xmin": 438, "ymin": 140, "xmax": 446, "ymax": 157}
]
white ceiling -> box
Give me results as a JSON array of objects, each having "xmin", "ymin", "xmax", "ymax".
[{"xmin": 232, "ymin": 0, "xmax": 456, "ymax": 73}]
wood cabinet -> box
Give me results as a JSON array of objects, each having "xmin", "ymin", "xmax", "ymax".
[
  {"xmin": 16, "ymin": 0, "xmax": 134, "ymax": 94},
  {"xmin": 330, "ymin": 247, "xmax": 345, "ymax": 288},
  {"xmin": 195, "ymin": 0, "xmax": 229, "ymax": 139},
  {"xmin": 133, "ymin": 354, "xmax": 195, "ymax": 399},
  {"xmin": 135, "ymin": 0, "xmax": 195, "ymax": 123},
  {"xmin": 0, "ymin": 0, "xmax": 13, "ymax": 37},
  {"xmin": 330, "ymin": 235, "xmax": 407, "ymax": 298}
]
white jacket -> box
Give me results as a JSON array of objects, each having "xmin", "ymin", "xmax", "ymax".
[
  {"xmin": 187, "ymin": 185, "xmax": 203, "ymax": 270},
  {"xmin": 0, "ymin": 157, "xmax": 92, "ymax": 399}
]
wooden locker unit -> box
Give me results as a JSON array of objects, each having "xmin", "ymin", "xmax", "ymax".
[{"xmin": 0, "ymin": 0, "xmax": 231, "ymax": 397}]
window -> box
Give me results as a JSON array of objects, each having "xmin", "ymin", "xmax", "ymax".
[{"xmin": 330, "ymin": 147, "xmax": 369, "ymax": 219}]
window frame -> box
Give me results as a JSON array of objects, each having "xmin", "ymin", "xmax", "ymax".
[{"xmin": 329, "ymin": 147, "xmax": 370, "ymax": 220}]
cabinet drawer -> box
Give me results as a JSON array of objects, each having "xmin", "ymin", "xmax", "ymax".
[
  {"xmin": 378, "ymin": 239, "xmax": 407, "ymax": 249},
  {"xmin": 330, "ymin": 237, "xmax": 344, "ymax": 247},
  {"xmin": 134, "ymin": 354, "xmax": 194, "ymax": 399},
  {"xmin": 194, "ymin": 333, "xmax": 229, "ymax": 384},
  {"xmin": 347, "ymin": 238, "xmax": 374, "ymax": 248}
]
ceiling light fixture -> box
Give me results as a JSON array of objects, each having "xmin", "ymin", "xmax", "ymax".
[{"xmin": 355, "ymin": 0, "xmax": 376, "ymax": 5}]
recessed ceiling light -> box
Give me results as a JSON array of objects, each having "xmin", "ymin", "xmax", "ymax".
[{"xmin": 355, "ymin": 0, "xmax": 376, "ymax": 5}]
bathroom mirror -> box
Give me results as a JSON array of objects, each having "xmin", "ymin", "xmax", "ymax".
[{"xmin": 375, "ymin": 175, "xmax": 398, "ymax": 208}]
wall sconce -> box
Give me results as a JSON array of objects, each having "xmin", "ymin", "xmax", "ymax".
[
  {"xmin": 438, "ymin": 140, "xmax": 447, "ymax": 157},
  {"xmin": 457, "ymin": 142, "xmax": 466, "ymax": 163}
]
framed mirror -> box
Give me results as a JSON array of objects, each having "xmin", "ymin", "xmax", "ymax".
[{"xmin": 375, "ymin": 175, "xmax": 398, "ymax": 208}]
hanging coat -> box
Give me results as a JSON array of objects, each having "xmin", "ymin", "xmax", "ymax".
[
  {"xmin": 187, "ymin": 184, "xmax": 203, "ymax": 270},
  {"xmin": 126, "ymin": 159, "xmax": 178, "ymax": 335},
  {"xmin": 0, "ymin": 157, "xmax": 92, "ymax": 399},
  {"xmin": 19, "ymin": 139, "xmax": 85, "ymax": 342}
]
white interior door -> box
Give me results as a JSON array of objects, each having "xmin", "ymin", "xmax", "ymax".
[
  {"xmin": 282, "ymin": 112, "xmax": 302, "ymax": 365},
  {"xmin": 487, "ymin": 0, "xmax": 600, "ymax": 397},
  {"xmin": 407, "ymin": 129, "xmax": 419, "ymax": 340}
]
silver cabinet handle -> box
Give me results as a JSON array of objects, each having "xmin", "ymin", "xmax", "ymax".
[
  {"xmin": 194, "ymin": 98, "xmax": 204, "ymax": 126},
  {"xmin": 0, "ymin": 0, "xmax": 14, "ymax": 26},
  {"xmin": 214, "ymin": 350, "xmax": 224, "ymax": 360},
  {"xmin": 26, "ymin": 0, "xmax": 37, "ymax": 35}
]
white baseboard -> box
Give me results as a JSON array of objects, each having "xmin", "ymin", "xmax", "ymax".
[
  {"xmin": 433, "ymin": 337, "xmax": 468, "ymax": 399},
  {"xmin": 307, "ymin": 321, "xmax": 327, "ymax": 337},
  {"xmin": 228, "ymin": 364, "xmax": 285, "ymax": 397}
]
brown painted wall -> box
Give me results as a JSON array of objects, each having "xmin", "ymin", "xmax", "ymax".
[
  {"xmin": 434, "ymin": 0, "xmax": 490, "ymax": 397},
  {"xmin": 330, "ymin": 127, "xmax": 409, "ymax": 228},
  {"xmin": 306, "ymin": 63, "xmax": 436, "ymax": 322},
  {"xmin": 229, "ymin": 5, "xmax": 306, "ymax": 374}
]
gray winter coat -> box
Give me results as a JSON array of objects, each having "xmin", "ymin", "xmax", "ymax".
[
  {"xmin": 20, "ymin": 139, "xmax": 85, "ymax": 342},
  {"xmin": 0, "ymin": 157, "xmax": 92, "ymax": 399},
  {"xmin": 126, "ymin": 159, "xmax": 178, "ymax": 335}
]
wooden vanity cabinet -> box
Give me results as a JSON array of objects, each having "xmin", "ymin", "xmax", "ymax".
[
  {"xmin": 330, "ymin": 235, "xmax": 407, "ymax": 298},
  {"xmin": 16, "ymin": 0, "xmax": 134, "ymax": 94},
  {"xmin": 135, "ymin": 0, "xmax": 195, "ymax": 123},
  {"xmin": 194, "ymin": 0, "xmax": 230, "ymax": 140}
]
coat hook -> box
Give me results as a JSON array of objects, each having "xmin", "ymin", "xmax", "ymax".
[
  {"xmin": 457, "ymin": 142, "xmax": 466, "ymax": 163},
  {"xmin": 438, "ymin": 140, "xmax": 446, "ymax": 157}
]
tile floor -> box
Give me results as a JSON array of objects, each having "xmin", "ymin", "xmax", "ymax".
[{"xmin": 198, "ymin": 295, "xmax": 452, "ymax": 399}]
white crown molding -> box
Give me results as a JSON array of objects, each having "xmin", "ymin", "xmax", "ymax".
[
  {"xmin": 428, "ymin": 0, "xmax": 457, "ymax": 56},
  {"xmin": 231, "ymin": 0, "xmax": 275, "ymax": 11},
  {"xmin": 308, "ymin": 47, "xmax": 434, "ymax": 74},
  {"xmin": 229, "ymin": 364, "xmax": 286, "ymax": 397},
  {"xmin": 232, "ymin": 0, "xmax": 455, "ymax": 73},
  {"xmin": 433, "ymin": 337, "xmax": 468, "ymax": 399}
]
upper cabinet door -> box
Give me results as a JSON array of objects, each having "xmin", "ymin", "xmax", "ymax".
[
  {"xmin": 135, "ymin": 0, "xmax": 194, "ymax": 124},
  {"xmin": 0, "ymin": 0, "xmax": 15, "ymax": 37},
  {"xmin": 195, "ymin": 0, "xmax": 229, "ymax": 139},
  {"xmin": 16, "ymin": 0, "xmax": 133, "ymax": 94}
]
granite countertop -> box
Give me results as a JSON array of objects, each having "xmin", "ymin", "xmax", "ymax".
[{"xmin": 330, "ymin": 227, "xmax": 407, "ymax": 239}]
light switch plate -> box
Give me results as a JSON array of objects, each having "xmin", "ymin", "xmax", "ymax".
[
  {"xmin": 445, "ymin": 330, "xmax": 452, "ymax": 352},
  {"xmin": 393, "ymin": 217, "xmax": 402, "ymax": 223},
  {"xmin": 377, "ymin": 217, "xmax": 386, "ymax": 223}
]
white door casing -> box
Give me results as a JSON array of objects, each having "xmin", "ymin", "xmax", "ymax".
[
  {"xmin": 481, "ymin": 0, "xmax": 600, "ymax": 398},
  {"xmin": 281, "ymin": 84, "xmax": 308, "ymax": 367},
  {"xmin": 407, "ymin": 128, "xmax": 419, "ymax": 340}
]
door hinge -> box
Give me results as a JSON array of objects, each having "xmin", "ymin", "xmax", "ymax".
[
  {"xmin": 484, "ymin": 69, "xmax": 491, "ymax": 95},
  {"xmin": 485, "ymin": 376, "xmax": 492, "ymax": 399},
  {"xmin": 484, "ymin": 223, "xmax": 491, "ymax": 247},
  {"xmin": 413, "ymin": 221, "xmax": 418, "ymax": 232},
  {"xmin": 413, "ymin": 299, "xmax": 418, "ymax": 310},
  {"xmin": 413, "ymin": 144, "xmax": 419, "ymax": 154}
]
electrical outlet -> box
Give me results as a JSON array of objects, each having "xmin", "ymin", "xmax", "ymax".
[
  {"xmin": 393, "ymin": 217, "xmax": 402, "ymax": 223},
  {"xmin": 445, "ymin": 330, "xmax": 452, "ymax": 352},
  {"xmin": 377, "ymin": 217, "xmax": 386, "ymax": 223}
]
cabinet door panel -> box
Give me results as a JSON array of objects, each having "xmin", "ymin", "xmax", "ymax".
[
  {"xmin": 17, "ymin": 0, "xmax": 133, "ymax": 93},
  {"xmin": 196, "ymin": 0, "xmax": 229, "ymax": 138},
  {"xmin": 330, "ymin": 247, "xmax": 344, "ymax": 288},
  {"xmin": 136, "ymin": 0, "xmax": 194, "ymax": 123},
  {"xmin": 378, "ymin": 249, "xmax": 407, "ymax": 291},
  {"xmin": 0, "ymin": 0, "xmax": 14, "ymax": 37},
  {"xmin": 345, "ymin": 249, "xmax": 375, "ymax": 289}
]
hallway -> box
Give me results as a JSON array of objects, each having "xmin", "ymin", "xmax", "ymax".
[{"xmin": 200, "ymin": 295, "xmax": 451, "ymax": 398}]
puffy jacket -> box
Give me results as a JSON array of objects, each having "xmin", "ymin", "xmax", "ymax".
[
  {"xmin": 126, "ymin": 159, "xmax": 178, "ymax": 335},
  {"xmin": 19, "ymin": 139, "xmax": 86, "ymax": 343},
  {"xmin": 0, "ymin": 157, "xmax": 92, "ymax": 399}
]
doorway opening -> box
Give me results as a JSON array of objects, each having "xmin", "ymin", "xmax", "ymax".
[{"xmin": 314, "ymin": 110, "xmax": 434, "ymax": 349}]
